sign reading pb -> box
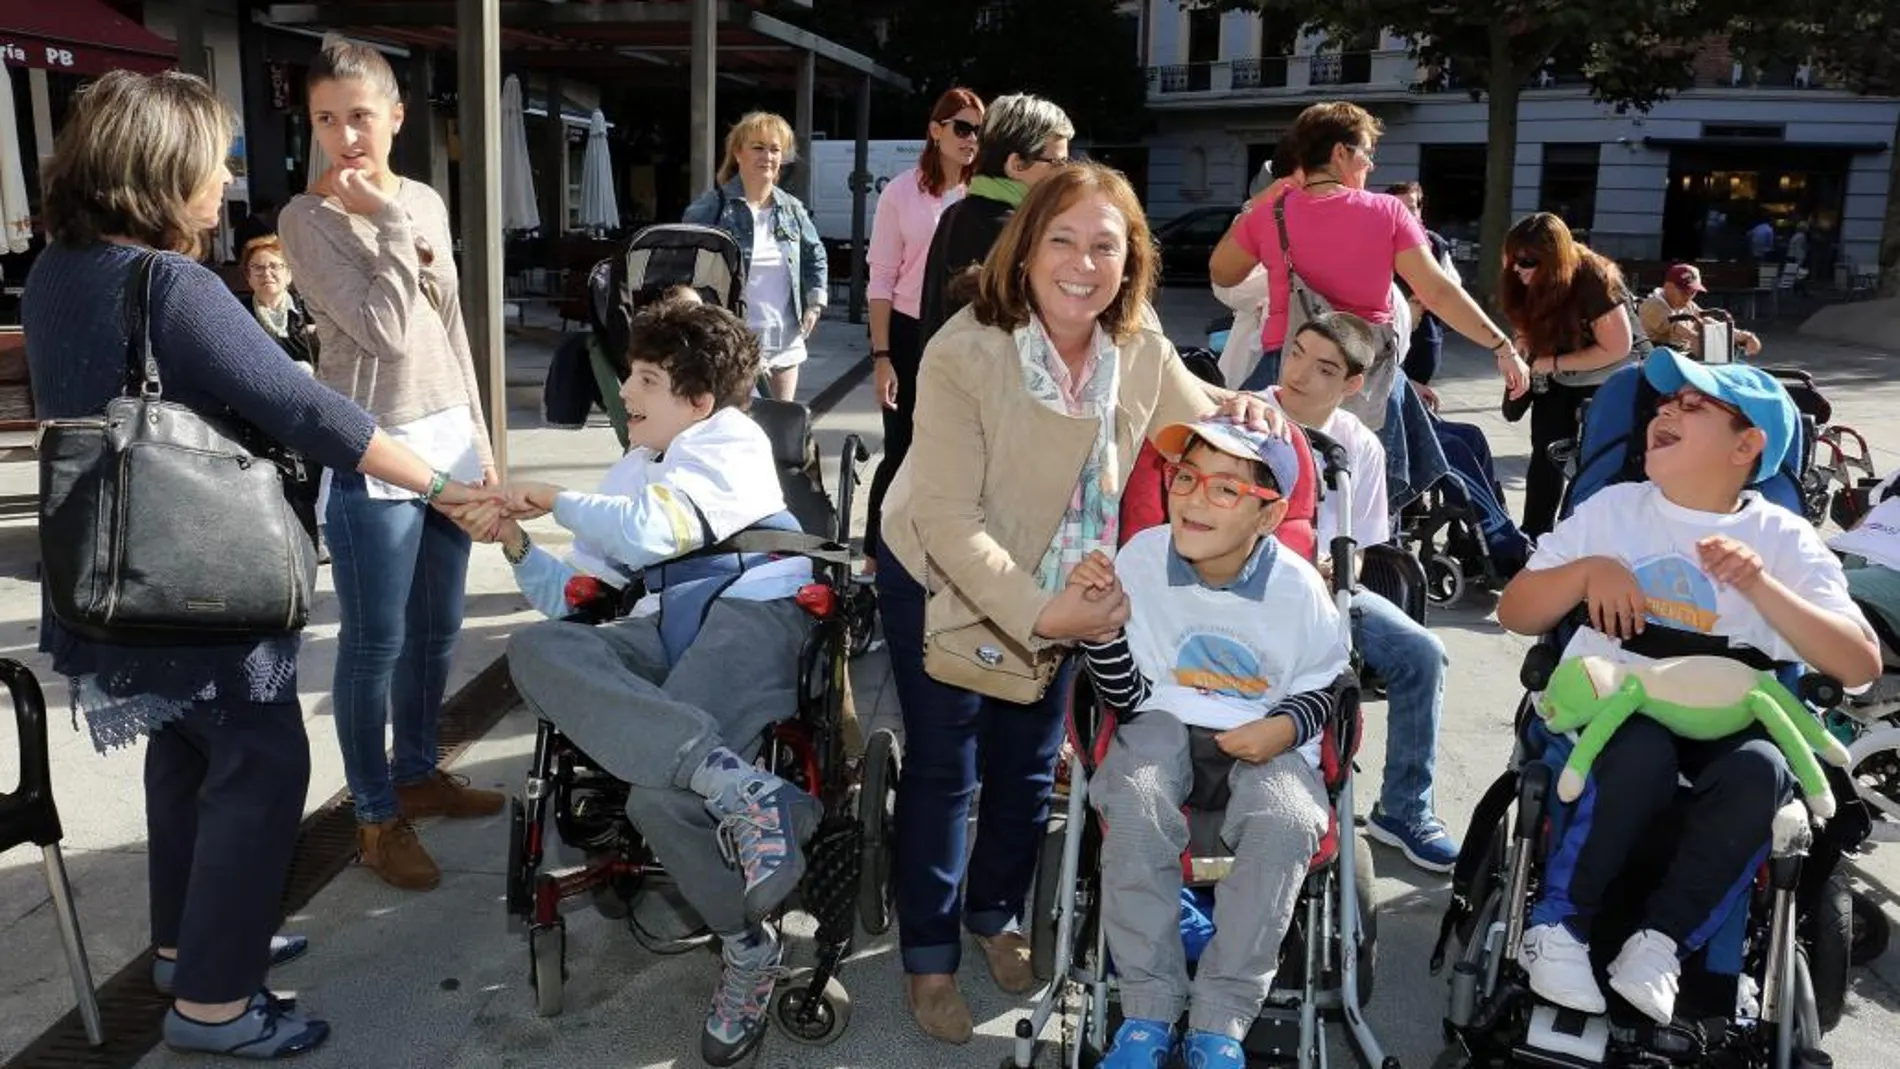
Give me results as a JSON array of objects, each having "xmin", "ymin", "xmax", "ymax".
[
  {"xmin": 0, "ymin": 36, "xmax": 175, "ymax": 77},
  {"xmin": 1, "ymin": 38, "xmax": 76, "ymax": 69}
]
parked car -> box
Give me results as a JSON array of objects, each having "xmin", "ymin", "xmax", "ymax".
[{"xmin": 1153, "ymin": 205, "xmax": 1241, "ymax": 286}]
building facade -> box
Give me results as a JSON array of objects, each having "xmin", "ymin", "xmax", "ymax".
[{"xmin": 1135, "ymin": 1, "xmax": 1900, "ymax": 285}]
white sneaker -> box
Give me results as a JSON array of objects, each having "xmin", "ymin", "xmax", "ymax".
[
  {"xmin": 1521, "ymin": 923, "xmax": 1607, "ymax": 1014},
  {"xmin": 1608, "ymin": 929, "xmax": 1681, "ymax": 1025}
]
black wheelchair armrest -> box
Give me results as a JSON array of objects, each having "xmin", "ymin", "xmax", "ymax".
[
  {"xmin": 1801, "ymin": 673, "xmax": 1844, "ymax": 710},
  {"xmin": 1520, "ymin": 644, "xmax": 1561, "ymax": 693}
]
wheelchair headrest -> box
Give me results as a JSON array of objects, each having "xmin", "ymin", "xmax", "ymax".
[{"xmin": 748, "ymin": 399, "xmax": 813, "ymax": 471}]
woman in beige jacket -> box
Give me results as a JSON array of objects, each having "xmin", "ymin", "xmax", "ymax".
[{"xmin": 874, "ymin": 162, "xmax": 1283, "ymax": 1042}]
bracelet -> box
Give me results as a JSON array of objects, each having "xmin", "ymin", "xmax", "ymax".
[
  {"xmin": 503, "ymin": 527, "xmax": 532, "ymax": 565},
  {"xmin": 425, "ymin": 470, "xmax": 449, "ymax": 503},
  {"xmin": 871, "ymin": 350, "xmax": 891, "ymax": 361}
]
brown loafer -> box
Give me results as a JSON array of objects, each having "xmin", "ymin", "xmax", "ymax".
[
  {"xmin": 358, "ymin": 818, "xmax": 440, "ymax": 891},
  {"xmin": 905, "ymin": 974, "xmax": 973, "ymax": 1045},
  {"xmin": 975, "ymin": 931, "xmax": 1037, "ymax": 994},
  {"xmin": 396, "ymin": 770, "xmax": 505, "ymax": 820}
]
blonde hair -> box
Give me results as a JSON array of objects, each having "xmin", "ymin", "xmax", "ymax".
[
  {"xmin": 41, "ymin": 70, "xmax": 235, "ymax": 256},
  {"xmin": 307, "ymin": 33, "xmax": 401, "ymax": 104},
  {"xmin": 973, "ymin": 162, "xmax": 1158, "ymax": 344},
  {"xmin": 717, "ymin": 112, "xmax": 796, "ymax": 184}
]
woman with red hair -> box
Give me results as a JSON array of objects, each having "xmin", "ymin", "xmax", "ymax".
[
  {"xmin": 1498, "ymin": 212, "xmax": 1646, "ymax": 537},
  {"xmin": 862, "ymin": 87, "xmax": 984, "ymax": 571}
]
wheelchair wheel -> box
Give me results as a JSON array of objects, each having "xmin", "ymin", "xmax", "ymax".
[
  {"xmin": 857, "ymin": 728, "xmax": 901, "ymax": 937},
  {"xmin": 1425, "ymin": 552, "xmax": 1467, "ymax": 607},
  {"xmin": 770, "ymin": 970, "xmax": 852, "ymax": 1046},
  {"xmin": 1851, "ymin": 888, "xmax": 1891, "ymax": 966},
  {"xmin": 529, "ymin": 924, "xmax": 566, "ymax": 1017},
  {"xmin": 1805, "ymin": 872, "xmax": 1851, "ymax": 1032}
]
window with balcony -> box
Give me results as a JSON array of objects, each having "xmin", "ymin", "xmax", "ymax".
[{"xmin": 1539, "ymin": 144, "xmax": 1601, "ymax": 234}]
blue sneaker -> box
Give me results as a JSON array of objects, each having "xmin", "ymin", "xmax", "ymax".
[
  {"xmin": 707, "ymin": 773, "xmax": 823, "ymax": 922},
  {"xmin": 1102, "ymin": 1018, "xmax": 1175, "ymax": 1068},
  {"xmin": 1182, "ymin": 1030, "xmax": 1246, "ymax": 1068},
  {"xmin": 1367, "ymin": 808, "xmax": 1459, "ymax": 874}
]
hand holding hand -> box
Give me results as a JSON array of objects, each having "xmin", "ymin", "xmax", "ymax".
[
  {"xmin": 1581, "ymin": 556, "xmax": 1648, "ymax": 639},
  {"xmin": 431, "ymin": 479, "xmax": 498, "ymax": 510},
  {"xmin": 502, "ymin": 481, "xmax": 562, "ymax": 520},
  {"xmin": 1697, "ymin": 535, "xmax": 1766, "ymax": 595},
  {"xmin": 1066, "ymin": 550, "xmax": 1118, "ymax": 599},
  {"xmin": 446, "ymin": 499, "xmax": 510, "ymax": 543},
  {"xmin": 1035, "ymin": 580, "xmax": 1130, "ymax": 643}
]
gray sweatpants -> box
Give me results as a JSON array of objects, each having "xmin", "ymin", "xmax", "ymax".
[
  {"xmin": 508, "ymin": 597, "xmax": 812, "ymax": 937},
  {"xmin": 1094, "ymin": 711, "xmax": 1330, "ymax": 1040}
]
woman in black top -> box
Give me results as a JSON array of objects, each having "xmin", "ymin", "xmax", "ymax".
[
  {"xmin": 24, "ymin": 70, "xmax": 484, "ymax": 1059},
  {"xmin": 238, "ymin": 234, "xmax": 318, "ymax": 369},
  {"xmin": 915, "ymin": 93, "xmax": 1075, "ymax": 344},
  {"xmin": 1498, "ymin": 212, "xmax": 1646, "ymax": 537}
]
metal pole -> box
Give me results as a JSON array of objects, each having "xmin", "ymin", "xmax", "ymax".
[
  {"xmin": 174, "ymin": 0, "xmax": 208, "ymax": 79},
  {"xmin": 457, "ymin": 0, "xmax": 507, "ymax": 472},
  {"xmin": 689, "ymin": 0, "xmax": 717, "ymax": 194},
  {"xmin": 791, "ymin": 49, "xmax": 815, "ymax": 203},
  {"xmin": 847, "ymin": 75, "xmax": 870, "ymax": 324}
]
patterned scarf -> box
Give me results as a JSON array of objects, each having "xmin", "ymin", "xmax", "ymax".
[{"xmin": 1015, "ymin": 317, "xmax": 1121, "ymax": 591}]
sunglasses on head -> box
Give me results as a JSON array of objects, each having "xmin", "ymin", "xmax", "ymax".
[
  {"xmin": 944, "ymin": 118, "xmax": 981, "ymax": 139},
  {"xmin": 1513, "ymin": 256, "xmax": 1540, "ymax": 271}
]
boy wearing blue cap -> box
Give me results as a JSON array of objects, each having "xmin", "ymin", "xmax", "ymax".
[
  {"xmin": 1070, "ymin": 419, "xmax": 1350, "ymax": 1069},
  {"xmin": 1498, "ymin": 350, "xmax": 1879, "ymax": 1025}
]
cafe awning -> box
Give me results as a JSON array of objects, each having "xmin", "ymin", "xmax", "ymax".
[{"xmin": 1, "ymin": 0, "xmax": 178, "ymax": 77}]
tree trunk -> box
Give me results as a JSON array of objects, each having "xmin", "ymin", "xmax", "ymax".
[
  {"xmin": 1882, "ymin": 107, "xmax": 1900, "ymax": 297},
  {"xmin": 1477, "ymin": 26, "xmax": 1523, "ymax": 307}
]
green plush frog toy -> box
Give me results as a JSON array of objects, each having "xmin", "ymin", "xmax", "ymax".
[{"xmin": 1540, "ymin": 655, "xmax": 1851, "ymax": 818}]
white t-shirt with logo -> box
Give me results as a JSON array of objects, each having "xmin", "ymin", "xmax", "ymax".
[
  {"xmin": 1526, "ymin": 482, "xmax": 1873, "ymax": 665},
  {"xmin": 1830, "ymin": 470, "xmax": 1900, "ymax": 572},
  {"xmin": 1259, "ymin": 387, "xmax": 1390, "ymax": 546},
  {"xmin": 1115, "ymin": 526, "xmax": 1348, "ymax": 766}
]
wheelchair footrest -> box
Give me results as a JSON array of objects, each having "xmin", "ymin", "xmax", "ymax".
[
  {"xmin": 1524, "ymin": 1004, "xmax": 1610, "ymax": 1064},
  {"xmin": 802, "ymin": 817, "xmax": 862, "ymax": 944}
]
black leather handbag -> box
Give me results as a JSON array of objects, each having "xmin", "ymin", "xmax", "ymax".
[{"xmin": 37, "ymin": 252, "xmax": 318, "ymax": 642}]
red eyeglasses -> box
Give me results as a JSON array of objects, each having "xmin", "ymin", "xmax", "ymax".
[{"xmin": 1163, "ymin": 462, "xmax": 1281, "ymax": 509}]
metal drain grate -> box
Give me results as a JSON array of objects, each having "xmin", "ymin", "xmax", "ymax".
[
  {"xmin": 2, "ymin": 658, "xmax": 519, "ymax": 1069},
  {"xmin": 3, "ymin": 367, "xmax": 865, "ymax": 1069}
]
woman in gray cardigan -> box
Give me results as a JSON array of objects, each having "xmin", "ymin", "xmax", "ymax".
[{"xmin": 280, "ymin": 36, "xmax": 503, "ymax": 894}]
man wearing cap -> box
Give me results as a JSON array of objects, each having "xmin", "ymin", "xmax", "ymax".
[
  {"xmin": 1498, "ymin": 350, "xmax": 1878, "ymax": 1025},
  {"xmin": 1638, "ymin": 263, "xmax": 1762, "ymax": 359},
  {"xmin": 1069, "ymin": 417, "xmax": 1349, "ymax": 1069}
]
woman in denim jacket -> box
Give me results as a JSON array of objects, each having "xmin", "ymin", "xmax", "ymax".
[{"xmin": 683, "ymin": 111, "xmax": 828, "ymax": 401}]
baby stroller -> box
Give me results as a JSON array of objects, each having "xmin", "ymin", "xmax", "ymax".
[
  {"xmin": 1011, "ymin": 425, "xmax": 1399, "ymax": 1069},
  {"xmin": 1402, "ymin": 415, "xmax": 1532, "ymax": 608},
  {"xmin": 502, "ymin": 417, "xmax": 896, "ymax": 1053},
  {"xmin": 1429, "ymin": 368, "xmax": 1861, "ymax": 1069}
]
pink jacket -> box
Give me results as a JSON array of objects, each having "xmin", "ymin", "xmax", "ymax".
[{"xmin": 866, "ymin": 165, "xmax": 963, "ymax": 320}]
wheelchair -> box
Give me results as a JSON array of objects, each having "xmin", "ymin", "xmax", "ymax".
[
  {"xmin": 1010, "ymin": 426, "xmax": 1399, "ymax": 1069},
  {"xmin": 501, "ymin": 406, "xmax": 899, "ymax": 1051},
  {"xmin": 1428, "ymin": 632, "xmax": 1859, "ymax": 1069}
]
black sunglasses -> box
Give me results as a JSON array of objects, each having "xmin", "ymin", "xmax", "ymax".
[
  {"xmin": 944, "ymin": 118, "xmax": 980, "ymax": 139},
  {"xmin": 1513, "ymin": 256, "xmax": 1540, "ymax": 271}
]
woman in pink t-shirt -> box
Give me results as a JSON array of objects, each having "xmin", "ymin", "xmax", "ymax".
[
  {"xmin": 863, "ymin": 87, "xmax": 984, "ymax": 568},
  {"xmin": 1209, "ymin": 102, "xmax": 1529, "ymax": 398}
]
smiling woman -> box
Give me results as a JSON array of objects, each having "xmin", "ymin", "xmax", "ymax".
[{"xmin": 870, "ymin": 161, "xmax": 1289, "ymax": 1046}]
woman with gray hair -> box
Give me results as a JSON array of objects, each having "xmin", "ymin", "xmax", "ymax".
[{"xmin": 915, "ymin": 92, "xmax": 1074, "ymax": 343}]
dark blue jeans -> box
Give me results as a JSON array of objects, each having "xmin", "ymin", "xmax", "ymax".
[
  {"xmin": 147, "ymin": 698, "xmax": 308, "ymax": 1002},
  {"xmin": 325, "ymin": 471, "xmax": 472, "ymax": 824},
  {"xmin": 876, "ymin": 546, "xmax": 1073, "ymax": 975}
]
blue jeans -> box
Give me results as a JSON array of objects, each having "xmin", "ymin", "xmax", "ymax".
[
  {"xmin": 325, "ymin": 471, "xmax": 472, "ymax": 824},
  {"xmin": 876, "ymin": 546, "xmax": 1073, "ymax": 976},
  {"xmin": 1350, "ymin": 586, "xmax": 1446, "ymax": 825}
]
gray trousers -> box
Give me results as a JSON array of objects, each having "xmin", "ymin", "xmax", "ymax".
[
  {"xmin": 508, "ymin": 597, "xmax": 811, "ymax": 937},
  {"xmin": 1094, "ymin": 712, "xmax": 1330, "ymax": 1040}
]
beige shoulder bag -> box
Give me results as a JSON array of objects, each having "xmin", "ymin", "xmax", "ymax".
[{"xmin": 921, "ymin": 558, "xmax": 1061, "ymax": 705}]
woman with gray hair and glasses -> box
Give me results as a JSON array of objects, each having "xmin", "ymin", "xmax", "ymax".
[{"xmin": 915, "ymin": 93, "xmax": 1075, "ymax": 344}]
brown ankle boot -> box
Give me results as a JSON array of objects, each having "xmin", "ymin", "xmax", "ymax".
[
  {"xmin": 359, "ymin": 818, "xmax": 441, "ymax": 891},
  {"xmin": 396, "ymin": 770, "xmax": 505, "ymax": 820}
]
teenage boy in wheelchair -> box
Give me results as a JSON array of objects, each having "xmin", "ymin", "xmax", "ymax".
[
  {"xmin": 448, "ymin": 300, "xmax": 822, "ymax": 1066},
  {"xmin": 1495, "ymin": 352, "xmax": 1879, "ymax": 1026}
]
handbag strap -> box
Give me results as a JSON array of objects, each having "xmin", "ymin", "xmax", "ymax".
[
  {"xmin": 1271, "ymin": 195, "xmax": 1298, "ymax": 278},
  {"xmin": 122, "ymin": 251, "xmax": 163, "ymax": 400}
]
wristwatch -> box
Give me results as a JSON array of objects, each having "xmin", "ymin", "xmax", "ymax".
[
  {"xmin": 871, "ymin": 349, "xmax": 892, "ymax": 361},
  {"xmin": 503, "ymin": 527, "xmax": 532, "ymax": 565}
]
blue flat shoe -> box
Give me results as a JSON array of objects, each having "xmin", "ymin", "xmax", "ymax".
[
  {"xmin": 154, "ymin": 934, "xmax": 310, "ymax": 995},
  {"xmin": 163, "ymin": 1002, "xmax": 330, "ymax": 1059}
]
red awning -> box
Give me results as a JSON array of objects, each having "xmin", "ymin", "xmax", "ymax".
[{"xmin": 1, "ymin": 0, "xmax": 178, "ymax": 77}]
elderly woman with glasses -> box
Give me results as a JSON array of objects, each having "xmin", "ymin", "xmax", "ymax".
[
  {"xmin": 860, "ymin": 87, "xmax": 985, "ymax": 572},
  {"xmin": 280, "ymin": 34, "xmax": 505, "ymax": 896},
  {"xmin": 877, "ymin": 161, "xmax": 1284, "ymax": 1044},
  {"xmin": 1498, "ymin": 211, "xmax": 1647, "ymax": 538},
  {"xmin": 916, "ymin": 92, "xmax": 1075, "ymax": 344},
  {"xmin": 240, "ymin": 235, "xmax": 318, "ymax": 371}
]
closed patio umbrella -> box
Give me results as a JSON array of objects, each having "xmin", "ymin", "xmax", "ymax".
[
  {"xmin": 578, "ymin": 109, "xmax": 619, "ymax": 235},
  {"xmin": 1, "ymin": 65, "xmax": 33, "ymax": 254},
  {"xmin": 500, "ymin": 75, "xmax": 540, "ymax": 233}
]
